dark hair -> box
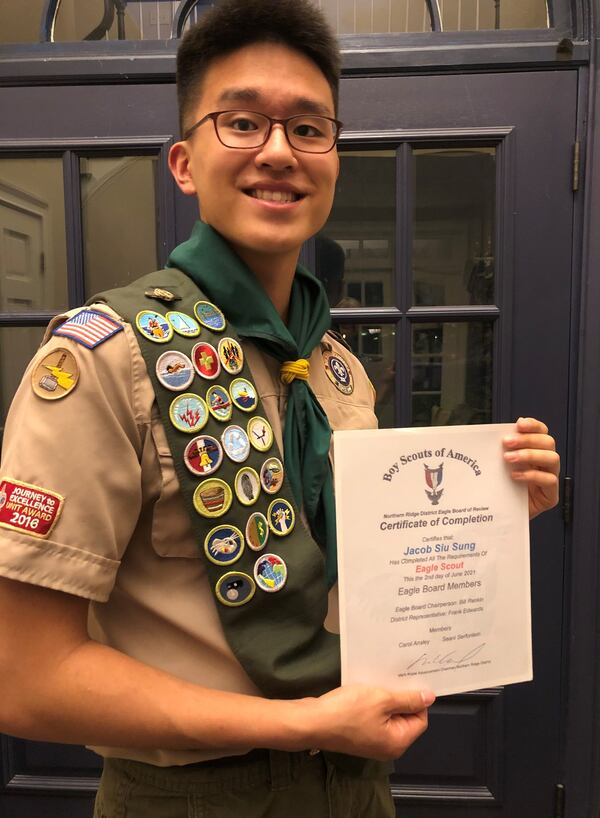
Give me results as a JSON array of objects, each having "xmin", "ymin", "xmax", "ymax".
[{"xmin": 176, "ymin": 0, "xmax": 340, "ymax": 135}]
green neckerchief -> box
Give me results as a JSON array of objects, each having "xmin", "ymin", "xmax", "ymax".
[{"xmin": 167, "ymin": 221, "xmax": 338, "ymax": 585}]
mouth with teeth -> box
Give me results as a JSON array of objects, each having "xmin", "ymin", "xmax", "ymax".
[{"xmin": 245, "ymin": 189, "xmax": 303, "ymax": 204}]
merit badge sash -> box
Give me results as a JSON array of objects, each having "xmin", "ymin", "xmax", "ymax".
[{"xmin": 93, "ymin": 270, "xmax": 341, "ymax": 700}]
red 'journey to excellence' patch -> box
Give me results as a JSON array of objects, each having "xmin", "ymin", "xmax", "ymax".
[{"xmin": 0, "ymin": 478, "xmax": 64, "ymax": 539}]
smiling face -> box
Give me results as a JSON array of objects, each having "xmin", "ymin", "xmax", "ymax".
[{"xmin": 169, "ymin": 42, "xmax": 339, "ymax": 272}]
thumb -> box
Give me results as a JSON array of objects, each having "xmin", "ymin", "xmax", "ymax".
[{"xmin": 389, "ymin": 689, "xmax": 435, "ymax": 714}]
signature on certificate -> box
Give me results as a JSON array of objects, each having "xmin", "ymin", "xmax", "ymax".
[{"xmin": 406, "ymin": 642, "xmax": 487, "ymax": 670}]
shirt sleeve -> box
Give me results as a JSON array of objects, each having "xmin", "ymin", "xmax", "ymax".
[{"xmin": 0, "ymin": 312, "xmax": 145, "ymax": 601}]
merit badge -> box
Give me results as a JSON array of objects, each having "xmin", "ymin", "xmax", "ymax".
[
  {"xmin": 246, "ymin": 512, "xmax": 269, "ymax": 551},
  {"xmin": 234, "ymin": 467, "xmax": 261, "ymax": 506},
  {"xmin": 169, "ymin": 393, "xmax": 208, "ymax": 434},
  {"xmin": 32, "ymin": 348, "xmax": 79, "ymax": 401},
  {"xmin": 52, "ymin": 309, "xmax": 123, "ymax": 349},
  {"xmin": 204, "ymin": 524, "xmax": 244, "ymax": 566},
  {"xmin": 135, "ymin": 310, "xmax": 173, "ymax": 343},
  {"xmin": 0, "ymin": 478, "xmax": 64, "ymax": 539},
  {"xmin": 194, "ymin": 300, "xmax": 226, "ymax": 332},
  {"xmin": 193, "ymin": 478, "xmax": 232, "ymax": 518},
  {"xmin": 166, "ymin": 311, "xmax": 201, "ymax": 338},
  {"xmin": 218, "ymin": 337, "xmax": 244, "ymax": 374},
  {"xmin": 260, "ymin": 457, "xmax": 284, "ymax": 495},
  {"xmin": 254, "ymin": 553, "xmax": 288, "ymax": 593},
  {"xmin": 192, "ymin": 342, "xmax": 221, "ymax": 380},
  {"xmin": 323, "ymin": 350, "xmax": 354, "ymax": 395},
  {"xmin": 268, "ymin": 498, "xmax": 295, "ymax": 536},
  {"xmin": 229, "ymin": 378, "xmax": 258, "ymax": 413},
  {"xmin": 221, "ymin": 425, "xmax": 250, "ymax": 463},
  {"xmin": 206, "ymin": 384, "xmax": 233, "ymax": 423},
  {"xmin": 184, "ymin": 435, "xmax": 223, "ymax": 476},
  {"xmin": 156, "ymin": 350, "xmax": 194, "ymax": 392},
  {"xmin": 215, "ymin": 572, "xmax": 255, "ymax": 607},
  {"xmin": 247, "ymin": 416, "xmax": 273, "ymax": 452}
]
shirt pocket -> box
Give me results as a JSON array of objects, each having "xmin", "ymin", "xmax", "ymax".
[{"xmin": 149, "ymin": 413, "xmax": 200, "ymax": 559}]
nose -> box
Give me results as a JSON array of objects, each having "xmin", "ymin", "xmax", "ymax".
[{"xmin": 255, "ymin": 123, "xmax": 298, "ymax": 171}]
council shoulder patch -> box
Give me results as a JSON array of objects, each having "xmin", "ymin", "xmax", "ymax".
[
  {"xmin": 53, "ymin": 309, "xmax": 123, "ymax": 349},
  {"xmin": 0, "ymin": 478, "xmax": 64, "ymax": 539}
]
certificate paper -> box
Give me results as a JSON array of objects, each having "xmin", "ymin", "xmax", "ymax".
[{"xmin": 334, "ymin": 424, "xmax": 532, "ymax": 696}]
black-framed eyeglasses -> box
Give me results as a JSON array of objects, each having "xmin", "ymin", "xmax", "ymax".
[{"xmin": 183, "ymin": 110, "xmax": 343, "ymax": 154}]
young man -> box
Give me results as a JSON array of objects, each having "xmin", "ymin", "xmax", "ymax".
[{"xmin": 0, "ymin": 1, "xmax": 559, "ymax": 816}]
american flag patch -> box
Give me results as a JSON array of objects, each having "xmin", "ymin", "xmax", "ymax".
[{"xmin": 52, "ymin": 309, "xmax": 123, "ymax": 349}]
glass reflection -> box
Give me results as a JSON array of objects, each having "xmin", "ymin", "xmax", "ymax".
[
  {"xmin": 0, "ymin": 159, "xmax": 68, "ymax": 313},
  {"xmin": 413, "ymin": 147, "xmax": 495, "ymax": 307},
  {"xmin": 332, "ymin": 321, "xmax": 396, "ymax": 428},
  {"xmin": 318, "ymin": 151, "xmax": 396, "ymax": 308},
  {"xmin": 81, "ymin": 156, "xmax": 158, "ymax": 297},
  {"xmin": 411, "ymin": 321, "xmax": 492, "ymax": 426},
  {"xmin": 316, "ymin": 0, "xmax": 431, "ymax": 34},
  {"xmin": 0, "ymin": 326, "xmax": 45, "ymax": 443}
]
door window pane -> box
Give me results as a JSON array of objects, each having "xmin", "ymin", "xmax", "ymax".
[
  {"xmin": 440, "ymin": 0, "xmax": 549, "ymax": 31},
  {"xmin": 81, "ymin": 156, "xmax": 158, "ymax": 297},
  {"xmin": 0, "ymin": 159, "xmax": 68, "ymax": 313},
  {"xmin": 0, "ymin": 0, "xmax": 46, "ymax": 42},
  {"xmin": 331, "ymin": 322, "xmax": 396, "ymax": 428},
  {"xmin": 317, "ymin": 151, "xmax": 396, "ymax": 308},
  {"xmin": 411, "ymin": 321, "xmax": 493, "ymax": 426},
  {"xmin": 0, "ymin": 326, "xmax": 45, "ymax": 441},
  {"xmin": 412, "ymin": 147, "xmax": 496, "ymax": 307}
]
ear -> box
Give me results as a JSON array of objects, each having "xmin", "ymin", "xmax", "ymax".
[{"xmin": 168, "ymin": 141, "xmax": 198, "ymax": 196}]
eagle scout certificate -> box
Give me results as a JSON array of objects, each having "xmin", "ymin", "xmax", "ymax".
[{"xmin": 334, "ymin": 424, "xmax": 532, "ymax": 697}]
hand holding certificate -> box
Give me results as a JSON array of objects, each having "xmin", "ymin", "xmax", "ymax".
[{"xmin": 334, "ymin": 424, "xmax": 531, "ymax": 697}]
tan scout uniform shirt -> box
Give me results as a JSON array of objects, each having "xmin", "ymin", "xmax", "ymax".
[{"xmin": 0, "ymin": 304, "xmax": 377, "ymax": 766}]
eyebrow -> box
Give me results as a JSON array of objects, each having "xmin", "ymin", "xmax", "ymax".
[{"xmin": 216, "ymin": 87, "xmax": 333, "ymax": 117}]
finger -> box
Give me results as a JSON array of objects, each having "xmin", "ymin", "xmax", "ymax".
[
  {"xmin": 509, "ymin": 469, "xmax": 560, "ymax": 487},
  {"xmin": 388, "ymin": 689, "xmax": 435, "ymax": 715},
  {"xmin": 503, "ymin": 433, "xmax": 556, "ymax": 452},
  {"xmin": 504, "ymin": 449, "xmax": 560, "ymax": 474},
  {"xmin": 514, "ymin": 417, "xmax": 549, "ymax": 435}
]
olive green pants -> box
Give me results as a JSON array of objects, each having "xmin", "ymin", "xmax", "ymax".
[{"xmin": 93, "ymin": 750, "xmax": 395, "ymax": 818}]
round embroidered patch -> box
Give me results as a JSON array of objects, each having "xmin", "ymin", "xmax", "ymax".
[
  {"xmin": 204, "ymin": 525, "xmax": 244, "ymax": 566},
  {"xmin": 183, "ymin": 435, "xmax": 223, "ymax": 477},
  {"xmin": 267, "ymin": 498, "xmax": 295, "ymax": 536},
  {"xmin": 32, "ymin": 348, "xmax": 79, "ymax": 401},
  {"xmin": 156, "ymin": 350, "xmax": 194, "ymax": 392},
  {"xmin": 206, "ymin": 384, "xmax": 233, "ymax": 422},
  {"xmin": 323, "ymin": 350, "xmax": 354, "ymax": 395},
  {"xmin": 234, "ymin": 467, "xmax": 261, "ymax": 506},
  {"xmin": 247, "ymin": 416, "xmax": 273, "ymax": 452},
  {"xmin": 246, "ymin": 512, "xmax": 270, "ymax": 551},
  {"xmin": 221, "ymin": 424, "xmax": 250, "ymax": 463},
  {"xmin": 169, "ymin": 393, "xmax": 209, "ymax": 434},
  {"xmin": 135, "ymin": 310, "xmax": 173, "ymax": 343},
  {"xmin": 194, "ymin": 300, "xmax": 226, "ymax": 332},
  {"xmin": 192, "ymin": 341, "xmax": 221, "ymax": 380},
  {"xmin": 260, "ymin": 457, "xmax": 284, "ymax": 495},
  {"xmin": 229, "ymin": 378, "xmax": 258, "ymax": 413},
  {"xmin": 215, "ymin": 572, "xmax": 255, "ymax": 607},
  {"xmin": 166, "ymin": 311, "xmax": 201, "ymax": 338},
  {"xmin": 218, "ymin": 337, "xmax": 244, "ymax": 375},
  {"xmin": 193, "ymin": 478, "xmax": 232, "ymax": 518},
  {"xmin": 254, "ymin": 553, "xmax": 287, "ymax": 593}
]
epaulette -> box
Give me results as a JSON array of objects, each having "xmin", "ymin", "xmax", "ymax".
[{"xmin": 325, "ymin": 329, "xmax": 353, "ymax": 354}]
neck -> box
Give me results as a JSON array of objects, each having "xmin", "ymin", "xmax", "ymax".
[{"xmin": 234, "ymin": 247, "xmax": 299, "ymax": 322}]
